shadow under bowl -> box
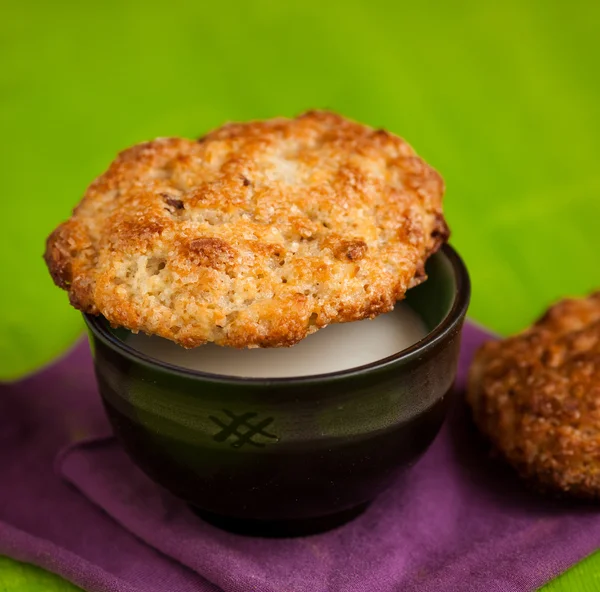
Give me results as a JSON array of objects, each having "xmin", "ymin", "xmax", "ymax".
[{"xmin": 84, "ymin": 244, "xmax": 470, "ymax": 536}]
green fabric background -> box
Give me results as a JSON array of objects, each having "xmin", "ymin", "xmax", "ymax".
[{"xmin": 1, "ymin": 0, "xmax": 599, "ymax": 589}]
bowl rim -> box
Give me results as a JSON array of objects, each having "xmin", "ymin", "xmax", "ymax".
[{"xmin": 84, "ymin": 243, "xmax": 470, "ymax": 385}]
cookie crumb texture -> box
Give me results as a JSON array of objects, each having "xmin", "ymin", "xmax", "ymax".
[
  {"xmin": 468, "ymin": 292, "xmax": 600, "ymax": 499},
  {"xmin": 45, "ymin": 111, "xmax": 448, "ymax": 348}
]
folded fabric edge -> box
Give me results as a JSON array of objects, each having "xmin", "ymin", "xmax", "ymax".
[
  {"xmin": 0, "ymin": 521, "xmax": 144, "ymax": 592},
  {"xmin": 57, "ymin": 441, "xmax": 224, "ymax": 592},
  {"xmin": 53, "ymin": 435, "xmax": 115, "ymax": 479}
]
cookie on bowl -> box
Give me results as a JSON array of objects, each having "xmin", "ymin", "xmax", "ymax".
[
  {"xmin": 45, "ymin": 110, "xmax": 448, "ymax": 348},
  {"xmin": 467, "ymin": 292, "xmax": 600, "ymax": 499}
]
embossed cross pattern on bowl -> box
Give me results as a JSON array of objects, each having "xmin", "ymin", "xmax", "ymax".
[{"xmin": 209, "ymin": 410, "xmax": 279, "ymax": 448}]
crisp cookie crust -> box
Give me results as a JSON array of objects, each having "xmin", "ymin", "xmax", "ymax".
[
  {"xmin": 45, "ymin": 110, "xmax": 448, "ymax": 348},
  {"xmin": 468, "ymin": 292, "xmax": 600, "ymax": 499}
]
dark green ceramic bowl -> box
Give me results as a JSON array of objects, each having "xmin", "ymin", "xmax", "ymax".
[{"xmin": 85, "ymin": 244, "xmax": 470, "ymax": 536}]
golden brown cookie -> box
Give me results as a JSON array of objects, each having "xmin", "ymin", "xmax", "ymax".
[
  {"xmin": 467, "ymin": 292, "xmax": 600, "ymax": 498},
  {"xmin": 45, "ymin": 110, "xmax": 448, "ymax": 348}
]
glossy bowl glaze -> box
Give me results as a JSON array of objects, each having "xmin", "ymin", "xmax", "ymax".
[{"xmin": 85, "ymin": 244, "xmax": 470, "ymax": 536}]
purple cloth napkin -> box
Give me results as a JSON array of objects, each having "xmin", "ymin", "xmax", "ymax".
[{"xmin": 1, "ymin": 323, "xmax": 599, "ymax": 592}]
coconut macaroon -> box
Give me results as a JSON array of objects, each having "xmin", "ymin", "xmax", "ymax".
[
  {"xmin": 44, "ymin": 110, "xmax": 448, "ymax": 348},
  {"xmin": 468, "ymin": 292, "xmax": 600, "ymax": 499}
]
